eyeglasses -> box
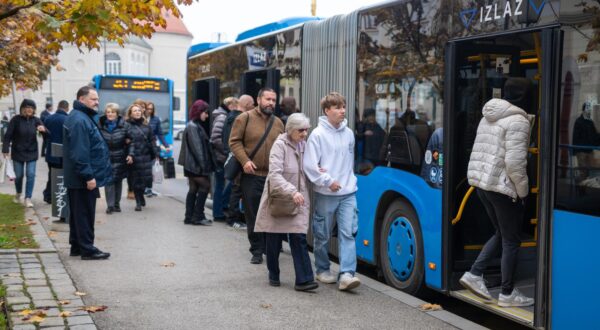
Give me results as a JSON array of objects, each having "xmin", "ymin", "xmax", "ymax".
[{"xmin": 297, "ymin": 128, "xmax": 309, "ymax": 133}]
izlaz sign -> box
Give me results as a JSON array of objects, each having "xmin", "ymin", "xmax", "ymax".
[{"xmin": 460, "ymin": 0, "xmax": 547, "ymax": 29}]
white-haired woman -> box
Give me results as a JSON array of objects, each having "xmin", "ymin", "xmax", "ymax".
[{"xmin": 255, "ymin": 113, "xmax": 318, "ymax": 292}]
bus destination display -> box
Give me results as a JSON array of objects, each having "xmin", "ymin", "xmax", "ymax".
[{"xmin": 100, "ymin": 77, "xmax": 168, "ymax": 92}]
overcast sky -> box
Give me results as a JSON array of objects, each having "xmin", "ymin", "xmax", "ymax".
[{"xmin": 178, "ymin": 0, "xmax": 385, "ymax": 44}]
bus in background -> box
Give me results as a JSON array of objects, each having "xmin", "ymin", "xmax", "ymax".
[
  {"xmin": 91, "ymin": 74, "xmax": 178, "ymax": 159},
  {"xmin": 187, "ymin": 1, "xmax": 600, "ymax": 328}
]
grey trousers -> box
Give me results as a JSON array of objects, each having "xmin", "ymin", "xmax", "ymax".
[{"xmin": 104, "ymin": 179, "xmax": 123, "ymax": 208}]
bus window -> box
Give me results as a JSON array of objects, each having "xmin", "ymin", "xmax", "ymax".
[{"xmin": 556, "ymin": 27, "xmax": 600, "ymax": 217}]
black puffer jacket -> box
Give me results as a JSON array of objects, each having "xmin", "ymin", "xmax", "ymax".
[
  {"xmin": 178, "ymin": 120, "xmax": 214, "ymax": 177},
  {"xmin": 127, "ymin": 119, "xmax": 158, "ymax": 190},
  {"xmin": 2, "ymin": 115, "xmax": 44, "ymax": 162},
  {"xmin": 99, "ymin": 116, "xmax": 130, "ymax": 181}
]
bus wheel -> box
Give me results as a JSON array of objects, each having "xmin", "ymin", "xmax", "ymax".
[{"xmin": 379, "ymin": 200, "xmax": 424, "ymax": 294}]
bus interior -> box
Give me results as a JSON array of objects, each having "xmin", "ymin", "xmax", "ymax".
[{"xmin": 446, "ymin": 30, "xmax": 544, "ymax": 325}]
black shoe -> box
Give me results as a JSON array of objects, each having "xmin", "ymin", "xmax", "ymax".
[
  {"xmin": 43, "ymin": 197, "xmax": 51, "ymax": 204},
  {"xmin": 269, "ymin": 279, "xmax": 281, "ymax": 287},
  {"xmin": 81, "ymin": 252, "xmax": 110, "ymax": 260},
  {"xmin": 213, "ymin": 216, "xmax": 226, "ymax": 222},
  {"xmin": 294, "ymin": 281, "xmax": 319, "ymax": 291},
  {"xmin": 135, "ymin": 205, "xmax": 142, "ymax": 211},
  {"xmin": 106, "ymin": 207, "xmax": 114, "ymax": 214},
  {"xmin": 140, "ymin": 196, "xmax": 146, "ymax": 207},
  {"xmin": 184, "ymin": 218, "xmax": 193, "ymax": 225},
  {"xmin": 193, "ymin": 219, "xmax": 212, "ymax": 226},
  {"xmin": 69, "ymin": 250, "xmax": 81, "ymax": 257},
  {"xmin": 114, "ymin": 205, "xmax": 121, "ymax": 212},
  {"xmin": 250, "ymin": 255, "xmax": 263, "ymax": 264}
]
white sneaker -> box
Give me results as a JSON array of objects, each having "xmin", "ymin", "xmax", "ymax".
[
  {"xmin": 316, "ymin": 270, "xmax": 336, "ymax": 284},
  {"xmin": 13, "ymin": 193, "xmax": 21, "ymax": 204},
  {"xmin": 338, "ymin": 273, "xmax": 361, "ymax": 291},
  {"xmin": 498, "ymin": 288, "xmax": 534, "ymax": 307},
  {"xmin": 24, "ymin": 198, "xmax": 33, "ymax": 208},
  {"xmin": 459, "ymin": 272, "xmax": 492, "ymax": 301}
]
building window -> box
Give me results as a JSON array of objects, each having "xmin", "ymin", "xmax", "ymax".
[{"xmin": 105, "ymin": 52, "xmax": 121, "ymax": 75}]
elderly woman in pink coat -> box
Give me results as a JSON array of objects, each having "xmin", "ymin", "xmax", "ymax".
[{"xmin": 255, "ymin": 113, "xmax": 318, "ymax": 292}]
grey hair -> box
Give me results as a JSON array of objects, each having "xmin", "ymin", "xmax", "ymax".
[
  {"xmin": 104, "ymin": 103, "xmax": 120, "ymax": 115},
  {"xmin": 285, "ymin": 113, "xmax": 310, "ymax": 133}
]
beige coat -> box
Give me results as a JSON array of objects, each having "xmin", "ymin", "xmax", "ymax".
[{"xmin": 255, "ymin": 133, "xmax": 310, "ymax": 234}]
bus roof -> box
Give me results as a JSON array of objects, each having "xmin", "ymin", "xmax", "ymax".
[
  {"xmin": 187, "ymin": 43, "xmax": 230, "ymax": 58},
  {"xmin": 235, "ymin": 17, "xmax": 322, "ymax": 42}
]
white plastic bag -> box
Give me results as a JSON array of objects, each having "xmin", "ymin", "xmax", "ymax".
[
  {"xmin": 0, "ymin": 157, "xmax": 5, "ymax": 184},
  {"xmin": 152, "ymin": 159, "xmax": 164, "ymax": 184},
  {"xmin": 5, "ymin": 159, "xmax": 16, "ymax": 181}
]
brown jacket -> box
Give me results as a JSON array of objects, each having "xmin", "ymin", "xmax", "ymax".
[
  {"xmin": 255, "ymin": 133, "xmax": 310, "ymax": 233},
  {"xmin": 229, "ymin": 108, "xmax": 284, "ymax": 177}
]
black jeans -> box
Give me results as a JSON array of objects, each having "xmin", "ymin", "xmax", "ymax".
[
  {"xmin": 266, "ymin": 233, "xmax": 314, "ymax": 285},
  {"xmin": 104, "ymin": 179, "xmax": 123, "ymax": 208},
  {"xmin": 68, "ymin": 188, "xmax": 100, "ymax": 256},
  {"xmin": 241, "ymin": 174, "xmax": 266, "ymax": 256},
  {"xmin": 226, "ymin": 180, "xmax": 244, "ymax": 224},
  {"xmin": 470, "ymin": 188, "xmax": 523, "ymax": 295}
]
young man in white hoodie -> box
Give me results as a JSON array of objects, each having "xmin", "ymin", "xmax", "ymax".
[{"xmin": 304, "ymin": 92, "xmax": 361, "ymax": 291}]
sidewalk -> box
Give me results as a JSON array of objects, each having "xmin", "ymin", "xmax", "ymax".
[{"xmin": 1, "ymin": 160, "xmax": 485, "ymax": 330}]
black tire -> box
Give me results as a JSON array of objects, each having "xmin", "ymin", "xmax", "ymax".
[{"xmin": 379, "ymin": 199, "xmax": 425, "ymax": 295}]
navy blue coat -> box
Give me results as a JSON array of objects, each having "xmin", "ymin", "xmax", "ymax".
[
  {"xmin": 63, "ymin": 101, "xmax": 113, "ymax": 189},
  {"xmin": 44, "ymin": 109, "xmax": 68, "ymax": 166},
  {"xmin": 148, "ymin": 116, "xmax": 168, "ymax": 146}
]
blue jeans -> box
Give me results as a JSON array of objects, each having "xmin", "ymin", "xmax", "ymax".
[
  {"xmin": 13, "ymin": 160, "xmax": 36, "ymax": 198},
  {"xmin": 212, "ymin": 169, "xmax": 231, "ymax": 218},
  {"xmin": 312, "ymin": 192, "xmax": 358, "ymax": 276}
]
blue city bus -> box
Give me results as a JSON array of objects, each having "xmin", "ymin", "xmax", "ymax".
[
  {"xmin": 92, "ymin": 74, "xmax": 175, "ymax": 158},
  {"xmin": 187, "ymin": 1, "xmax": 600, "ymax": 328}
]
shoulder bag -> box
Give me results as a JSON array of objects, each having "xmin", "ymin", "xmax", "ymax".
[
  {"xmin": 268, "ymin": 149, "xmax": 301, "ymax": 217},
  {"xmin": 224, "ymin": 114, "xmax": 275, "ymax": 181}
]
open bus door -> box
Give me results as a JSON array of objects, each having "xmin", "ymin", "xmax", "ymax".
[
  {"xmin": 443, "ymin": 29, "xmax": 560, "ymax": 329},
  {"xmin": 241, "ymin": 68, "xmax": 280, "ymax": 108},
  {"xmin": 192, "ymin": 77, "xmax": 220, "ymax": 114}
]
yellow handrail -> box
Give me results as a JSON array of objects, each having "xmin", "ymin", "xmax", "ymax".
[{"xmin": 452, "ymin": 186, "xmax": 475, "ymax": 225}]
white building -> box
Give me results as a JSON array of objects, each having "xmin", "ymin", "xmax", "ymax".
[{"xmin": 0, "ymin": 11, "xmax": 193, "ymax": 121}]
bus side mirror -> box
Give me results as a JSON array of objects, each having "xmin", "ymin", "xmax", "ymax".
[{"xmin": 173, "ymin": 97, "xmax": 181, "ymax": 111}]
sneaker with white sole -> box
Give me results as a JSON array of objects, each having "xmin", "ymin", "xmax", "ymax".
[
  {"xmin": 338, "ymin": 273, "xmax": 361, "ymax": 291},
  {"xmin": 13, "ymin": 193, "xmax": 21, "ymax": 204},
  {"xmin": 24, "ymin": 198, "xmax": 33, "ymax": 208},
  {"xmin": 459, "ymin": 271, "xmax": 492, "ymax": 302},
  {"xmin": 498, "ymin": 288, "xmax": 534, "ymax": 307},
  {"xmin": 316, "ymin": 270, "xmax": 336, "ymax": 284}
]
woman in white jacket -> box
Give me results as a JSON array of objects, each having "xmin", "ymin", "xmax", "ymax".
[{"xmin": 459, "ymin": 78, "xmax": 534, "ymax": 308}]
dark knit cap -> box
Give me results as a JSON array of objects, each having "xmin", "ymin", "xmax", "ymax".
[
  {"xmin": 20, "ymin": 99, "xmax": 37, "ymax": 113},
  {"xmin": 503, "ymin": 77, "xmax": 532, "ymax": 110}
]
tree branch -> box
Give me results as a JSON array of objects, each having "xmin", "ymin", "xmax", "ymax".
[{"xmin": 0, "ymin": 1, "xmax": 39, "ymax": 21}]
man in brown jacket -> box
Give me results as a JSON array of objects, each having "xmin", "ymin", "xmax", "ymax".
[{"xmin": 229, "ymin": 88, "xmax": 284, "ymax": 264}]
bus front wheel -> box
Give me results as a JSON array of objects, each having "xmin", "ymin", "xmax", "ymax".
[{"xmin": 379, "ymin": 200, "xmax": 424, "ymax": 295}]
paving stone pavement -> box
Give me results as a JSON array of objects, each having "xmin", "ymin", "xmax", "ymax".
[{"xmin": 0, "ymin": 186, "xmax": 97, "ymax": 329}]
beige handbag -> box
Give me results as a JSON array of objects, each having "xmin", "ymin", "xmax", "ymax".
[{"xmin": 267, "ymin": 153, "xmax": 301, "ymax": 217}]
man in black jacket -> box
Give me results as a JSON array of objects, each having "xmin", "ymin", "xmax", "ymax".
[
  {"xmin": 43, "ymin": 100, "xmax": 69, "ymax": 204},
  {"xmin": 573, "ymin": 103, "xmax": 600, "ymax": 182},
  {"xmin": 63, "ymin": 87, "xmax": 113, "ymax": 260}
]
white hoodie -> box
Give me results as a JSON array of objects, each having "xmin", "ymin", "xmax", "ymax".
[{"xmin": 304, "ymin": 116, "xmax": 357, "ymax": 196}]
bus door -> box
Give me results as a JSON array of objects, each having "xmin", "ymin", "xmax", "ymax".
[
  {"xmin": 192, "ymin": 77, "xmax": 220, "ymax": 113},
  {"xmin": 443, "ymin": 29, "xmax": 559, "ymax": 328},
  {"xmin": 241, "ymin": 68, "xmax": 280, "ymax": 107}
]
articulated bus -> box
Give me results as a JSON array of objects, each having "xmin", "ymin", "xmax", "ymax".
[
  {"xmin": 92, "ymin": 74, "xmax": 176, "ymax": 158},
  {"xmin": 187, "ymin": 1, "xmax": 600, "ymax": 328}
]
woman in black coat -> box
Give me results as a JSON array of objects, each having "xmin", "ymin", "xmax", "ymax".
[
  {"xmin": 99, "ymin": 103, "xmax": 131, "ymax": 214},
  {"xmin": 1, "ymin": 99, "xmax": 47, "ymax": 207},
  {"xmin": 126, "ymin": 103, "xmax": 158, "ymax": 211},
  {"xmin": 178, "ymin": 99, "xmax": 214, "ymax": 226}
]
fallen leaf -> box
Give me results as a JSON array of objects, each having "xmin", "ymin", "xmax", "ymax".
[
  {"xmin": 48, "ymin": 231, "xmax": 57, "ymax": 237},
  {"xmin": 260, "ymin": 303, "xmax": 272, "ymax": 309},
  {"xmin": 58, "ymin": 300, "xmax": 70, "ymax": 305},
  {"xmin": 19, "ymin": 238, "xmax": 31, "ymax": 244},
  {"xmin": 18, "ymin": 309, "xmax": 34, "ymax": 316},
  {"xmin": 58, "ymin": 311, "xmax": 72, "ymax": 317},
  {"xmin": 42, "ymin": 217, "xmax": 49, "ymax": 221},
  {"xmin": 74, "ymin": 291, "xmax": 87, "ymax": 296},
  {"xmin": 419, "ymin": 303, "xmax": 442, "ymax": 311},
  {"xmin": 26, "ymin": 220, "xmax": 36, "ymax": 226},
  {"xmin": 81, "ymin": 305, "xmax": 108, "ymax": 313},
  {"xmin": 10, "ymin": 225, "xmax": 17, "ymax": 230},
  {"xmin": 28, "ymin": 315, "xmax": 45, "ymax": 323},
  {"xmin": 160, "ymin": 262, "xmax": 176, "ymax": 268}
]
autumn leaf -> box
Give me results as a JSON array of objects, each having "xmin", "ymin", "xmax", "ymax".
[
  {"xmin": 19, "ymin": 238, "xmax": 31, "ymax": 245},
  {"xmin": 59, "ymin": 311, "xmax": 72, "ymax": 317},
  {"xmin": 58, "ymin": 300, "xmax": 70, "ymax": 305},
  {"xmin": 160, "ymin": 262, "xmax": 176, "ymax": 268},
  {"xmin": 75, "ymin": 291, "xmax": 87, "ymax": 296},
  {"xmin": 48, "ymin": 231, "xmax": 57, "ymax": 237},
  {"xmin": 419, "ymin": 303, "xmax": 442, "ymax": 311},
  {"xmin": 26, "ymin": 220, "xmax": 36, "ymax": 226},
  {"xmin": 19, "ymin": 309, "xmax": 34, "ymax": 316},
  {"xmin": 260, "ymin": 303, "xmax": 272, "ymax": 309},
  {"xmin": 81, "ymin": 305, "xmax": 108, "ymax": 313},
  {"xmin": 28, "ymin": 315, "xmax": 45, "ymax": 323}
]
